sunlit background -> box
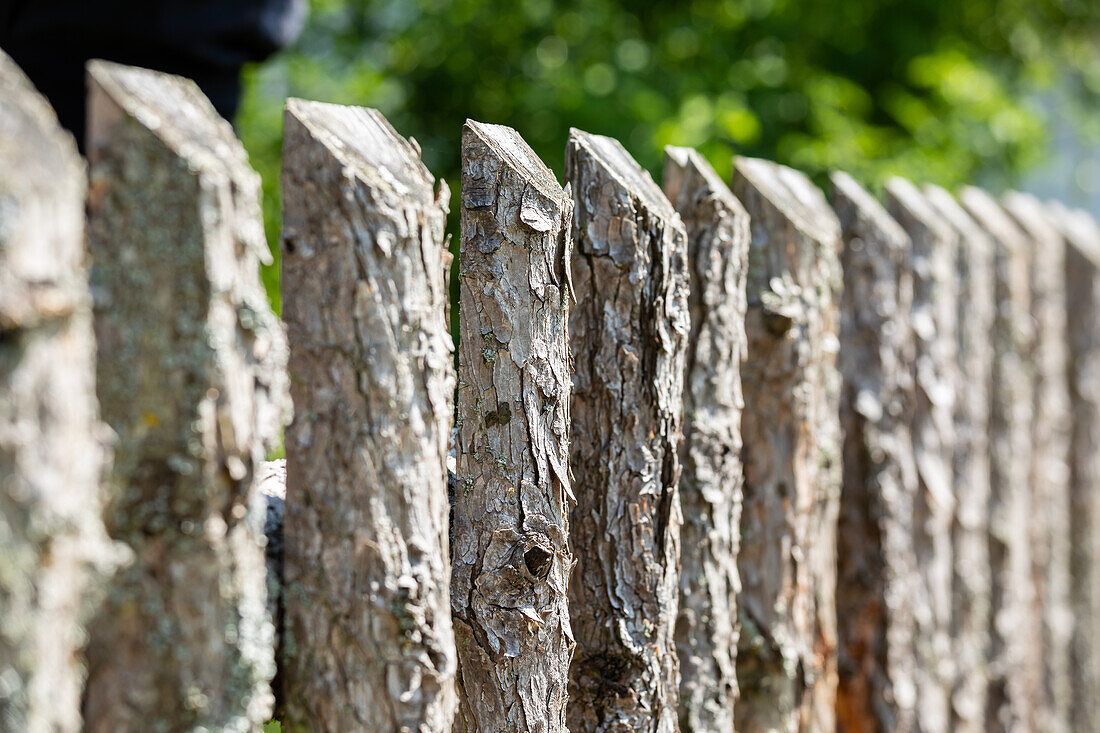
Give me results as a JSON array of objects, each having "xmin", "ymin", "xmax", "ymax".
[{"xmin": 236, "ymin": 0, "xmax": 1100, "ymax": 313}]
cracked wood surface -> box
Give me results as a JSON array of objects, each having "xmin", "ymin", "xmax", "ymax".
[
  {"xmin": 959, "ymin": 186, "xmax": 1039, "ymax": 733},
  {"xmin": 453, "ymin": 121, "xmax": 574, "ymax": 733},
  {"xmin": 831, "ymin": 172, "xmax": 919, "ymax": 733},
  {"xmin": 566, "ymin": 129, "xmax": 688, "ymax": 733},
  {"xmin": 82, "ymin": 61, "xmax": 290, "ymax": 732},
  {"xmin": 884, "ymin": 178, "xmax": 956, "ymax": 733},
  {"xmin": 0, "ymin": 50, "xmax": 118, "ymax": 733},
  {"xmin": 280, "ymin": 100, "xmax": 456, "ymax": 732},
  {"xmin": 731, "ymin": 156, "xmax": 841, "ymax": 733},
  {"xmin": 662, "ymin": 146, "xmax": 748, "ymax": 733},
  {"xmin": 923, "ymin": 184, "xmax": 995, "ymax": 733}
]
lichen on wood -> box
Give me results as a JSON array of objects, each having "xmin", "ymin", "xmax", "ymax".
[
  {"xmin": 731, "ymin": 156, "xmax": 842, "ymax": 733},
  {"xmin": 566, "ymin": 129, "xmax": 688, "ymax": 733},
  {"xmin": 831, "ymin": 171, "xmax": 919, "ymax": 732},
  {"xmin": 81, "ymin": 61, "xmax": 290, "ymax": 733},
  {"xmin": 662, "ymin": 146, "xmax": 748, "ymax": 733},
  {"xmin": 279, "ymin": 100, "xmax": 456, "ymax": 732},
  {"xmin": 0, "ymin": 50, "xmax": 119, "ymax": 733},
  {"xmin": 453, "ymin": 120, "xmax": 574, "ymax": 733}
]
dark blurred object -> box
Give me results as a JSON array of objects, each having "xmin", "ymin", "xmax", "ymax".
[{"xmin": 0, "ymin": 0, "xmax": 306, "ymax": 148}]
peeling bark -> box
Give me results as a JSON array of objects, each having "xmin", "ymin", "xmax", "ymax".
[
  {"xmin": 959, "ymin": 187, "xmax": 1039, "ymax": 733},
  {"xmin": 566, "ymin": 129, "xmax": 688, "ymax": 733},
  {"xmin": 922, "ymin": 184, "xmax": 994, "ymax": 733},
  {"xmin": 1046, "ymin": 202, "xmax": 1100, "ymax": 733},
  {"xmin": 279, "ymin": 100, "xmax": 456, "ymax": 732},
  {"xmin": 830, "ymin": 172, "xmax": 918, "ymax": 732},
  {"xmin": 662, "ymin": 146, "xmax": 748, "ymax": 733},
  {"xmin": 731, "ymin": 157, "xmax": 842, "ymax": 733},
  {"xmin": 82, "ymin": 61, "xmax": 290, "ymax": 732},
  {"xmin": 453, "ymin": 121, "xmax": 574, "ymax": 733},
  {"xmin": 883, "ymin": 179, "xmax": 956, "ymax": 733},
  {"xmin": 0, "ymin": 50, "xmax": 118, "ymax": 733},
  {"xmin": 1001, "ymin": 191, "xmax": 1073, "ymax": 733}
]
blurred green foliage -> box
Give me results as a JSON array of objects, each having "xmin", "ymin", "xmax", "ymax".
[{"xmin": 237, "ymin": 0, "xmax": 1100, "ymax": 311}]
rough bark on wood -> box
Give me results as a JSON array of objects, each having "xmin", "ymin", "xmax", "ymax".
[
  {"xmin": 1046, "ymin": 202, "xmax": 1100, "ymax": 733},
  {"xmin": 883, "ymin": 178, "xmax": 956, "ymax": 733},
  {"xmin": 922, "ymin": 184, "xmax": 995, "ymax": 733},
  {"xmin": 566, "ymin": 129, "xmax": 688, "ymax": 733},
  {"xmin": 830, "ymin": 172, "xmax": 919, "ymax": 732},
  {"xmin": 0, "ymin": 50, "xmax": 119, "ymax": 733},
  {"xmin": 82, "ymin": 61, "xmax": 290, "ymax": 732},
  {"xmin": 731, "ymin": 157, "xmax": 842, "ymax": 733},
  {"xmin": 279, "ymin": 100, "xmax": 456, "ymax": 733},
  {"xmin": 453, "ymin": 121, "xmax": 574, "ymax": 733},
  {"xmin": 1001, "ymin": 190, "xmax": 1073, "ymax": 733},
  {"xmin": 959, "ymin": 187, "xmax": 1039, "ymax": 733},
  {"xmin": 662, "ymin": 146, "xmax": 748, "ymax": 733}
]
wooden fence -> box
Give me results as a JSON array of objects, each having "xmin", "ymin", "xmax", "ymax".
[{"xmin": 3, "ymin": 52, "xmax": 1100, "ymax": 733}]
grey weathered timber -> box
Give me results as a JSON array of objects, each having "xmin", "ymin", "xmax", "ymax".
[
  {"xmin": 831, "ymin": 172, "xmax": 919, "ymax": 732},
  {"xmin": 1002, "ymin": 190, "xmax": 1073, "ymax": 733},
  {"xmin": 82, "ymin": 61, "xmax": 290, "ymax": 732},
  {"xmin": 453, "ymin": 121, "xmax": 574, "ymax": 733},
  {"xmin": 923, "ymin": 184, "xmax": 995, "ymax": 733},
  {"xmin": 959, "ymin": 186, "xmax": 1039, "ymax": 733},
  {"xmin": 0, "ymin": 51, "xmax": 118, "ymax": 733},
  {"xmin": 884, "ymin": 178, "xmax": 956, "ymax": 733},
  {"xmin": 1046, "ymin": 202, "xmax": 1100, "ymax": 733},
  {"xmin": 566, "ymin": 129, "xmax": 688, "ymax": 733},
  {"xmin": 256, "ymin": 459, "xmax": 286, "ymax": 647},
  {"xmin": 662, "ymin": 146, "xmax": 748, "ymax": 733},
  {"xmin": 280, "ymin": 100, "xmax": 456, "ymax": 732},
  {"xmin": 731, "ymin": 157, "xmax": 842, "ymax": 733}
]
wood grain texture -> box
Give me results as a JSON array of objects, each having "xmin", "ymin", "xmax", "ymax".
[
  {"xmin": 82, "ymin": 61, "xmax": 290, "ymax": 733},
  {"xmin": 731, "ymin": 156, "xmax": 842, "ymax": 733},
  {"xmin": 0, "ymin": 50, "xmax": 118, "ymax": 733},
  {"xmin": 453, "ymin": 120, "xmax": 575, "ymax": 733},
  {"xmin": 923, "ymin": 184, "xmax": 995, "ymax": 733},
  {"xmin": 280, "ymin": 100, "xmax": 456, "ymax": 733},
  {"xmin": 959, "ymin": 186, "xmax": 1039, "ymax": 733},
  {"xmin": 566, "ymin": 129, "xmax": 688, "ymax": 733},
  {"xmin": 831, "ymin": 171, "xmax": 919, "ymax": 733},
  {"xmin": 884, "ymin": 178, "xmax": 956, "ymax": 733},
  {"xmin": 662, "ymin": 146, "xmax": 748, "ymax": 733}
]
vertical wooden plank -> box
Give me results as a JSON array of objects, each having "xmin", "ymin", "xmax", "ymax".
[
  {"xmin": 959, "ymin": 186, "xmax": 1039, "ymax": 733},
  {"xmin": 0, "ymin": 50, "xmax": 117, "ymax": 733},
  {"xmin": 1001, "ymin": 190, "xmax": 1073, "ymax": 733},
  {"xmin": 453, "ymin": 121, "xmax": 574, "ymax": 733},
  {"xmin": 830, "ymin": 172, "xmax": 919, "ymax": 732},
  {"xmin": 279, "ymin": 100, "xmax": 456, "ymax": 732},
  {"xmin": 566, "ymin": 129, "xmax": 688, "ymax": 732},
  {"xmin": 82, "ymin": 61, "xmax": 290, "ymax": 732},
  {"xmin": 662, "ymin": 146, "xmax": 748, "ymax": 732},
  {"xmin": 731, "ymin": 157, "xmax": 842, "ymax": 733},
  {"xmin": 1046, "ymin": 201, "xmax": 1100, "ymax": 733},
  {"xmin": 883, "ymin": 178, "xmax": 956, "ymax": 733},
  {"xmin": 923, "ymin": 184, "xmax": 995, "ymax": 733}
]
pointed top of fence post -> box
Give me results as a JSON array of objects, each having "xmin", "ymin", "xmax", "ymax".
[
  {"xmin": 923, "ymin": 183, "xmax": 994, "ymax": 251},
  {"xmin": 831, "ymin": 171, "xmax": 909, "ymax": 250},
  {"xmin": 884, "ymin": 176, "xmax": 955, "ymax": 244},
  {"xmin": 464, "ymin": 119, "xmax": 562, "ymax": 198},
  {"xmin": 1047, "ymin": 201, "xmax": 1100, "ymax": 266},
  {"xmin": 664, "ymin": 145, "xmax": 749, "ymax": 220},
  {"xmin": 733, "ymin": 156, "xmax": 841, "ymax": 247},
  {"xmin": 1002, "ymin": 190, "xmax": 1063, "ymax": 249},
  {"xmin": 959, "ymin": 186, "xmax": 1030, "ymax": 253},
  {"xmin": 567, "ymin": 128, "xmax": 678, "ymax": 220}
]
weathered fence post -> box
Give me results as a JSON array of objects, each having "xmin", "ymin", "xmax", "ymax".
[
  {"xmin": 452, "ymin": 120, "xmax": 574, "ymax": 733},
  {"xmin": 662, "ymin": 146, "xmax": 748, "ymax": 732},
  {"xmin": 81, "ymin": 61, "xmax": 289, "ymax": 732},
  {"xmin": 566, "ymin": 129, "xmax": 688, "ymax": 732},
  {"xmin": 0, "ymin": 51, "xmax": 118, "ymax": 733},
  {"xmin": 923, "ymin": 183, "xmax": 995, "ymax": 733},
  {"xmin": 731, "ymin": 156, "xmax": 841, "ymax": 733},
  {"xmin": 1047, "ymin": 202, "xmax": 1100, "ymax": 733},
  {"xmin": 830, "ymin": 172, "xmax": 919, "ymax": 731},
  {"xmin": 883, "ymin": 178, "xmax": 956, "ymax": 733},
  {"xmin": 1001, "ymin": 190, "xmax": 1073, "ymax": 733},
  {"xmin": 959, "ymin": 186, "xmax": 1040, "ymax": 732},
  {"xmin": 279, "ymin": 100, "xmax": 456, "ymax": 732}
]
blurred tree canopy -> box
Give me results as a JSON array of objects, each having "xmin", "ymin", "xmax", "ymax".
[{"xmin": 237, "ymin": 0, "xmax": 1100, "ymax": 311}]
